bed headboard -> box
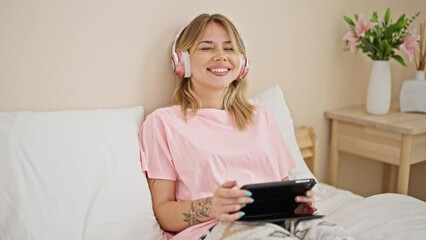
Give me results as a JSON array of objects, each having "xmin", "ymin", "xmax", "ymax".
[{"xmin": 295, "ymin": 126, "xmax": 317, "ymax": 176}]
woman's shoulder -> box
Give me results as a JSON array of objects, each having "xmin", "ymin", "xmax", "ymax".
[
  {"xmin": 145, "ymin": 105, "xmax": 181, "ymax": 122},
  {"xmin": 251, "ymin": 105, "xmax": 278, "ymax": 125},
  {"xmin": 149, "ymin": 105, "xmax": 179, "ymax": 114},
  {"xmin": 252, "ymin": 105, "xmax": 272, "ymax": 117}
]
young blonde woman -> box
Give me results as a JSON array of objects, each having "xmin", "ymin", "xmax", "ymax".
[{"xmin": 139, "ymin": 13, "xmax": 352, "ymax": 240}]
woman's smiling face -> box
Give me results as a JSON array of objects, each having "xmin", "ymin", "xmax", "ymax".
[{"xmin": 189, "ymin": 21, "xmax": 240, "ymax": 94}]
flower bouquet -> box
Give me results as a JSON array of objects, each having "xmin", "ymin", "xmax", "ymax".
[{"xmin": 343, "ymin": 8, "xmax": 420, "ymax": 66}]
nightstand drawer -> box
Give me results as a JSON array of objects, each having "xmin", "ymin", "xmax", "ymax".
[{"xmin": 337, "ymin": 121, "xmax": 402, "ymax": 165}]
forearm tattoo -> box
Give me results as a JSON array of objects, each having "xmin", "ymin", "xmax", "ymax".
[{"xmin": 183, "ymin": 198, "xmax": 212, "ymax": 226}]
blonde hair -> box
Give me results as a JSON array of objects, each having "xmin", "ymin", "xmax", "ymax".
[{"xmin": 172, "ymin": 13, "xmax": 255, "ymax": 130}]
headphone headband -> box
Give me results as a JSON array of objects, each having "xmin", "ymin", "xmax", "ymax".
[{"xmin": 171, "ymin": 25, "xmax": 186, "ymax": 64}]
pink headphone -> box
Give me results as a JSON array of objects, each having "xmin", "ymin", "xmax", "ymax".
[{"xmin": 171, "ymin": 25, "xmax": 249, "ymax": 80}]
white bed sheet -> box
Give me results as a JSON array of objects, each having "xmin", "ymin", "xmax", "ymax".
[{"xmin": 315, "ymin": 183, "xmax": 426, "ymax": 240}]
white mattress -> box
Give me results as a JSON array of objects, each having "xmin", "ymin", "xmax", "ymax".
[{"xmin": 315, "ymin": 183, "xmax": 426, "ymax": 240}]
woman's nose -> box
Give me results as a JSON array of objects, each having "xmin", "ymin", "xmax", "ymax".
[{"xmin": 213, "ymin": 49, "xmax": 227, "ymax": 61}]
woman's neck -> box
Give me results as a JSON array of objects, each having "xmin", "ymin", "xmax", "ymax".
[
  {"xmin": 195, "ymin": 89, "xmax": 225, "ymax": 109},
  {"xmin": 201, "ymin": 99, "xmax": 223, "ymax": 109}
]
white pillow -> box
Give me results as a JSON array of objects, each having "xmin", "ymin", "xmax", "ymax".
[
  {"xmin": 0, "ymin": 107, "xmax": 163, "ymax": 240},
  {"xmin": 249, "ymin": 85, "xmax": 317, "ymax": 181}
]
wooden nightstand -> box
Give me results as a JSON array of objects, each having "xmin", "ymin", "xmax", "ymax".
[{"xmin": 325, "ymin": 104, "xmax": 426, "ymax": 195}]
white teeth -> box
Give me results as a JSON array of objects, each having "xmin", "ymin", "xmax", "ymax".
[{"xmin": 210, "ymin": 68, "xmax": 228, "ymax": 73}]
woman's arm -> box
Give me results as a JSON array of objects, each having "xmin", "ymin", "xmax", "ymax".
[{"xmin": 148, "ymin": 178, "xmax": 253, "ymax": 232}]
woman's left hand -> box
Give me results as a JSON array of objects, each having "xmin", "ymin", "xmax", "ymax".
[{"xmin": 294, "ymin": 190, "xmax": 317, "ymax": 215}]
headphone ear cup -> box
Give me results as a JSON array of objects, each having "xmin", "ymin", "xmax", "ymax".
[
  {"xmin": 171, "ymin": 51, "xmax": 185, "ymax": 78},
  {"xmin": 171, "ymin": 51, "xmax": 191, "ymax": 78},
  {"xmin": 238, "ymin": 54, "xmax": 249, "ymax": 80}
]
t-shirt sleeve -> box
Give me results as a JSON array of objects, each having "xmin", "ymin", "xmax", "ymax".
[
  {"xmin": 265, "ymin": 110, "xmax": 295, "ymax": 179},
  {"xmin": 138, "ymin": 113, "xmax": 177, "ymax": 181}
]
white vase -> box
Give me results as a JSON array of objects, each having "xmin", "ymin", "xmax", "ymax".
[
  {"xmin": 366, "ymin": 60, "xmax": 391, "ymax": 115},
  {"xmin": 414, "ymin": 70, "xmax": 425, "ymax": 80},
  {"xmin": 400, "ymin": 70, "xmax": 426, "ymax": 113}
]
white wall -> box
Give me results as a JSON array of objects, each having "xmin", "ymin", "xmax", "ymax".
[{"xmin": 1, "ymin": 0, "xmax": 425, "ymax": 199}]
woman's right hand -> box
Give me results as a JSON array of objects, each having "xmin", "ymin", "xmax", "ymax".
[{"xmin": 211, "ymin": 180, "xmax": 254, "ymax": 222}]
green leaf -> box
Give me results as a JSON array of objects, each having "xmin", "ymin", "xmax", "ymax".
[
  {"xmin": 394, "ymin": 15, "xmax": 408, "ymax": 30},
  {"xmin": 383, "ymin": 40, "xmax": 392, "ymax": 58},
  {"xmin": 384, "ymin": 8, "xmax": 391, "ymax": 25},
  {"xmin": 378, "ymin": 40, "xmax": 385, "ymax": 58},
  {"xmin": 384, "ymin": 23, "xmax": 400, "ymax": 39},
  {"xmin": 361, "ymin": 39, "xmax": 381, "ymax": 58},
  {"xmin": 395, "ymin": 14, "xmax": 407, "ymax": 25},
  {"xmin": 392, "ymin": 55, "xmax": 407, "ymax": 66},
  {"xmin": 371, "ymin": 12, "xmax": 378, "ymax": 23},
  {"xmin": 354, "ymin": 14, "xmax": 359, "ymax": 21},
  {"xmin": 343, "ymin": 16, "xmax": 355, "ymax": 26}
]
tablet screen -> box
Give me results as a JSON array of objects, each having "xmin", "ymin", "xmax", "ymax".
[{"xmin": 239, "ymin": 178, "xmax": 317, "ymax": 221}]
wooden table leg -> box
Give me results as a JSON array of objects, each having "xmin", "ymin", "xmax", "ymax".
[
  {"xmin": 397, "ymin": 135, "xmax": 412, "ymax": 194},
  {"xmin": 383, "ymin": 164, "xmax": 397, "ymax": 193},
  {"xmin": 329, "ymin": 120, "xmax": 339, "ymax": 186}
]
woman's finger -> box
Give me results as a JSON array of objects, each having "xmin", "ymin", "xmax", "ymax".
[
  {"xmin": 214, "ymin": 195, "xmax": 254, "ymax": 206},
  {"xmin": 217, "ymin": 203, "xmax": 245, "ymax": 214},
  {"xmin": 217, "ymin": 187, "xmax": 251, "ymax": 199},
  {"xmin": 221, "ymin": 180, "xmax": 238, "ymax": 188},
  {"xmin": 295, "ymin": 196, "xmax": 313, "ymax": 203},
  {"xmin": 218, "ymin": 211, "xmax": 246, "ymax": 222}
]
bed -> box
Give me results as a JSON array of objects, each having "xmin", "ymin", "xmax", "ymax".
[{"xmin": 1, "ymin": 85, "xmax": 425, "ymax": 240}]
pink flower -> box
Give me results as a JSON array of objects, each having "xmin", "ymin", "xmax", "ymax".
[
  {"xmin": 355, "ymin": 15, "xmax": 375, "ymax": 37},
  {"xmin": 343, "ymin": 30, "xmax": 359, "ymax": 52},
  {"xmin": 400, "ymin": 34, "xmax": 420, "ymax": 62}
]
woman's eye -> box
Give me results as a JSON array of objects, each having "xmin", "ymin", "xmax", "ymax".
[
  {"xmin": 224, "ymin": 48, "xmax": 234, "ymax": 51},
  {"xmin": 200, "ymin": 47, "xmax": 213, "ymax": 51}
]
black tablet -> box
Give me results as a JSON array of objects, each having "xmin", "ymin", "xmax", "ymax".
[{"xmin": 238, "ymin": 178, "xmax": 322, "ymax": 222}]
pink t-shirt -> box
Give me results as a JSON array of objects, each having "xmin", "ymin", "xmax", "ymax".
[{"xmin": 139, "ymin": 105, "xmax": 295, "ymax": 240}]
